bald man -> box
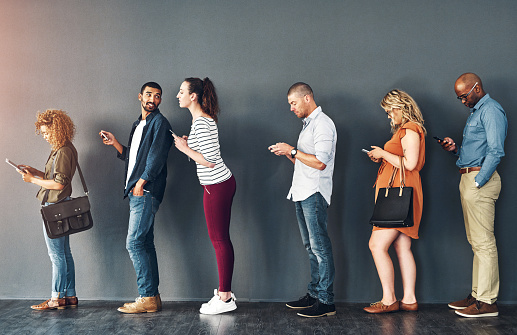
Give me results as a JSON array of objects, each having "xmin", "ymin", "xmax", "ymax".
[{"xmin": 440, "ymin": 73, "xmax": 507, "ymax": 317}]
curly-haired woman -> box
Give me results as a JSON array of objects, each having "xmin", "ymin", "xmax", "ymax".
[
  {"xmin": 18, "ymin": 109, "xmax": 79, "ymax": 310},
  {"xmin": 364, "ymin": 90, "xmax": 426, "ymax": 313}
]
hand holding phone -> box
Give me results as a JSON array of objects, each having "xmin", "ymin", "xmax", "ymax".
[{"xmin": 433, "ymin": 136, "xmax": 443, "ymax": 143}]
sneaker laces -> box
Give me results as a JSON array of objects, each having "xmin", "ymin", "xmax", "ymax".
[
  {"xmin": 127, "ymin": 296, "xmax": 145, "ymax": 306},
  {"xmin": 206, "ymin": 294, "xmax": 221, "ymax": 306}
]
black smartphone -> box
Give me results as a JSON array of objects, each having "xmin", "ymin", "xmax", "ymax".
[{"xmin": 433, "ymin": 136, "xmax": 443, "ymax": 142}]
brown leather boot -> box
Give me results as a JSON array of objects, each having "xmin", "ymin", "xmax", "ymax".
[{"xmin": 117, "ymin": 296, "xmax": 159, "ymax": 314}]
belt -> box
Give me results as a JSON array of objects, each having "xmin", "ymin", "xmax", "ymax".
[{"xmin": 459, "ymin": 167, "xmax": 481, "ymax": 174}]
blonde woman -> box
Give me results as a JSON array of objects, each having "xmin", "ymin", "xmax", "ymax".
[
  {"xmin": 18, "ymin": 110, "xmax": 79, "ymax": 310},
  {"xmin": 364, "ymin": 90, "xmax": 426, "ymax": 313}
]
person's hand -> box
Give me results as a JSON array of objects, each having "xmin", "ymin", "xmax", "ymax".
[
  {"xmin": 99, "ymin": 130, "xmax": 116, "ymax": 146},
  {"xmin": 268, "ymin": 142, "xmax": 293, "ymax": 156},
  {"xmin": 368, "ymin": 146, "xmax": 384, "ymax": 162},
  {"xmin": 174, "ymin": 135, "xmax": 189, "ymax": 153},
  {"xmin": 441, "ymin": 137, "xmax": 457, "ymax": 153},
  {"xmin": 18, "ymin": 168, "xmax": 34, "ymax": 183},
  {"xmin": 17, "ymin": 164, "xmax": 34, "ymax": 174},
  {"xmin": 132, "ymin": 180, "xmax": 145, "ymax": 196}
]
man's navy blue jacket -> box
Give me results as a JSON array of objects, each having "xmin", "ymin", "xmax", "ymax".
[{"xmin": 117, "ymin": 109, "xmax": 173, "ymax": 202}]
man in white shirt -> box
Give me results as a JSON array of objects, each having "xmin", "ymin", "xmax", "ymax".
[
  {"xmin": 100, "ymin": 82, "xmax": 173, "ymax": 313},
  {"xmin": 269, "ymin": 82, "xmax": 337, "ymax": 318}
]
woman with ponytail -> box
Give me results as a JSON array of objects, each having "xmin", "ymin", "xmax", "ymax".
[{"xmin": 174, "ymin": 77, "xmax": 237, "ymax": 315}]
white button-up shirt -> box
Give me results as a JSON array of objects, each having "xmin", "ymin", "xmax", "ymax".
[{"xmin": 287, "ymin": 106, "xmax": 337, "ymax": 205}]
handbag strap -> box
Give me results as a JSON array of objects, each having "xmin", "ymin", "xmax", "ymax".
[
  {"xmin": 398, "ymin": 156, "xmax": 406, "ymax": 196},
  {"xmin": 41, "ymin": 150, "xmax": 88, "ymax": 205},
  {"xmin": 385, "ymin": 156, "xmax": 406, "ymax": 197}
]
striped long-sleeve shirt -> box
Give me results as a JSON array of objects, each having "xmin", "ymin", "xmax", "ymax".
[{"xmin": 187, "ymin": 117, "xmax": 232, "ymax": 185}]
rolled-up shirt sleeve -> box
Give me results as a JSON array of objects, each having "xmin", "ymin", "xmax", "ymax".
[
  {"xmin": 313, "ymin": 121, "xmax": 336, "ymax": 165},
  {"xmin": 53, "ymin": 147, "xmax": 74, "ymax": 186}
]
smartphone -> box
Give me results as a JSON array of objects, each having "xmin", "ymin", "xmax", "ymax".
[
  {"xmin": 361, "ymin": 149, "xmax": 370, "ymax": 153},
  {"xmin": 433, "ymin": 136, "xmax": 443, "ymax": 142},
  {"xmin": 169, "ymin": 129, "xmax": 178, "ymax": 137},
  {"xmin": 101, "ymin": 132, "xmax": 109, "ymax": 141},
  {"xmin": 5, "ymin": 158, "xmax": 22, "ymax": 172}
]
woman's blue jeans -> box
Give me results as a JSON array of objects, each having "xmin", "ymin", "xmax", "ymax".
[
  {"xmin": 43, "ymin": 198, "xmax": 76, "ymax": 298},
  {"xmin": 127, "ymin": 192, "xmax": 161, "ymax": 297},
  {"xmin": 294, "ymin": 192, "xmax": 335, "ymax": 305}
]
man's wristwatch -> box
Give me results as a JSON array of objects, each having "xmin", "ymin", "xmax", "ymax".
[{"xmin": 290, "ymin": 148, "xmax": 298, "ymax": 159}]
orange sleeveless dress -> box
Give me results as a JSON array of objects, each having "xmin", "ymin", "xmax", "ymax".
[{"xmin": 372, "ymin": 122, "xmax": 425, "ymax": 239}]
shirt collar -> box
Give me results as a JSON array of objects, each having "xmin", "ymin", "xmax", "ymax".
[
  {"xmin": 138, "ymin": 109, "xmax": 159, "ymax": 122},
  {"xmin": 471, "ymin": 94, "xmax": 490, "ymax": 112},
  {"xmin": 303, "ymin": 106, "xmax": 322, "ymax": 128}
]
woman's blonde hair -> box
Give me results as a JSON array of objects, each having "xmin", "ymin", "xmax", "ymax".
[
  {"xmin": 380, "ymin": 89, "xmax": 427, "ymax": 135},
  {"xmin": 35, "ymin": 109, "xmax": 76, "ymax": 150}
]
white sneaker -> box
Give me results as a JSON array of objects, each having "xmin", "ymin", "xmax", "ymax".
[{"xmin": 199, "ymin": 289, "xmax": 237, "ymax": 315}]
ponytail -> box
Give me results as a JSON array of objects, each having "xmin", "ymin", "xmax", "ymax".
[
  {"xmin": 185, "ymin": 77, "xmax": 220, "ymax": 123},
  {"xmin": 202, "ymin": 78, "xmax": 219, "ymax": 123}
]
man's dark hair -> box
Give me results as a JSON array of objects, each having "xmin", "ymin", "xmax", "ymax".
[
  {"xmin": 287, "ymin": 82, "xmax": 313, "ymax": 97},
  {"xmin": 140, "ymin": 82, "xmax": 162, "ymax": 94}
]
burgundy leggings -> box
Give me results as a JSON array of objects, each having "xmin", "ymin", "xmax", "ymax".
[{"xmin": 203, "ymin": 175, "xmax": 236, "ymax": 292}]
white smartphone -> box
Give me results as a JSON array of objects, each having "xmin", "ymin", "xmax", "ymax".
[
  {"xmin": 361, "ymin": 149, "xmax": 370, "ymax": 153},
  {"xmin": 100, "ymin": 132, "xmax": 109, "ymax": 140},
  {"xmin": 169, "ymin": 129, "xmax": 178, "ymax": 137},
  {"xmin": 5, "ymin": 158, "xmax": 22, "ymax": 172}
]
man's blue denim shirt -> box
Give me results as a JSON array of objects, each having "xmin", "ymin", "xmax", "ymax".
[
  {"xmin": 456, "ymin": 94, "xmax": 507, "ymax": 187},
  {"xmin": 117, "ymin": 109, "xmax": 173, "ymax": 202}
]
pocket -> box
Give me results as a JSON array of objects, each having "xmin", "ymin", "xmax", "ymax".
[{"xmin": 466, "ymin": 120, "xmax": 484, "ymax": 136}]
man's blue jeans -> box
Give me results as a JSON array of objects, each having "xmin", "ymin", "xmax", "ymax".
[
  {"xmin": 295, "ymin": 192, "xmax": 335, "ymax": 305},
  {"xmin": 127, "ymin": 192, "xmax": 161, "ymax": 297},
  {"xmin": 43, "ymin": 198, "xmax": 76, "ymax": 298}
]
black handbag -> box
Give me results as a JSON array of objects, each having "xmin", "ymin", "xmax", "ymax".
[
  {"xmin": 369, "ymin": 157, "xmax": 414, "ymax": 228},
  {"xmin": 40, "ymin": 161, "xmax": 93, "ymax": 239}
]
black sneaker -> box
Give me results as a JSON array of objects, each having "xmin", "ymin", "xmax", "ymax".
[
  {"xmin": 286, "ymin": 294, "xmax": 317, "ymax": 309},
  {"xmin": 297, "ymin": 300, "xmax": 336, "ymax": 318}
]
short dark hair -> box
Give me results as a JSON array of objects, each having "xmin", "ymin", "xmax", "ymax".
[
  {"xmin": 287, "ymin": 82, "xmax": 313, "ymax": 97},
  {"xmin": 140, "ymin": 82, "xmax": 162, "ymax": 95}
]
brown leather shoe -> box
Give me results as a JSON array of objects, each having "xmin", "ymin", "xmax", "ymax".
[
  {"xmin": 455, "ymin": 301, "xmax": 498, "ymax": 318},
  {"xmin": 65, "ymin": 296, "xmax": 78, "ymax": 308},
  {"xmin": 363, "ymin": 301, "xmax": 400, "ymax": 314},
  {"xmin": 31, "ymin": 298, "xmax": 66, "ymax": 310},
  {"xmin": 448, "ymin": 294, "xmax": 476, "ymax": 310},
  {"xmin": 399, "ymin": 301, "xmax": 418, "ymax": 311},
  {"xmin": 118, "ymin": 296, "xmax": 159, "ymax": 314}
]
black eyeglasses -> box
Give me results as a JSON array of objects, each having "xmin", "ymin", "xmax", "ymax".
[{"xmin": 457, "ymin": 82, "xmax": 478, "ymax": 100}]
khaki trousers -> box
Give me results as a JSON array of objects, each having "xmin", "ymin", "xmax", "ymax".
[{"xmin": 459, "ymin": 170, "xmax": 501, "ymax": 304}]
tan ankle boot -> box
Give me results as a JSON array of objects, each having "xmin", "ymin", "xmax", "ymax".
[{"xmin": 117, "ymin": 296, "xmax": 158, "ymax": 314}]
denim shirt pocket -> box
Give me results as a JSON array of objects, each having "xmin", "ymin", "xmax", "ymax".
[{"xmin": 465, "ymin": 119, "xmax": 484, "ymax": 137}]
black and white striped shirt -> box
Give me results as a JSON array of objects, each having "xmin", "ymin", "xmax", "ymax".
[{"xmin": 188, "ymin": 117, "xmax": 232, "ymax": 185}]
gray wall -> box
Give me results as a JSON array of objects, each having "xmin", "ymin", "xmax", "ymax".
[{"xmin": 1, "ymin": 0, "xmax": 515, "ymax": 303}]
